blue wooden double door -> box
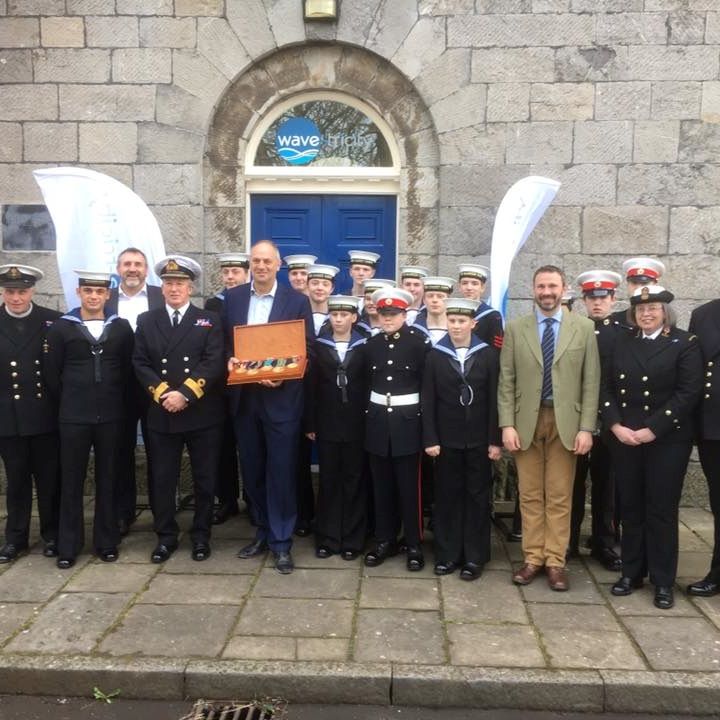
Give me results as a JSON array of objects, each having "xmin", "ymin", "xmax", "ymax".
[{"xmin": 250, "ymin": 194, "xmax": 397, "ymax": 293}]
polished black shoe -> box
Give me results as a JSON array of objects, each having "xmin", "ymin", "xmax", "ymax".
[
  {"xmin": 191, "ymin": 543, "xmax": 211, "ymax": 561},
  {"xmin": 591, "ymin": 546, "xmax": 622, "ymax": 572},
  {"xmin": 212, "ymin": 501, "xmax": 240, "ymax": 525},
  {"xmin": 98, "ymin": 547, "xmax": 119, "ymax": 563},
  {"xmin": 43, "ymin": 541, "xmax": 58, "ymax": 558},
  {"xmin": 460, "ymin": 562, "xmax": 484, "ymax": 581},
  {"xmin": 294, "ymin": 525, "xmax": 312, "ymax": 538},
  {"xmin": 434, "ymin": 561, "xmax": 458, "ymax": 576},
  {"xmin": 236, "ymin": 539, "xmax": 268, "ymax": 559},
  {"xmin": 341, "ymin": 549, "xmax": 360, "ymax": 561},
  {"xmin": 0, "ymin": 543, "xmax": 27, "ymax": 564},
  {"xmin": 406, "ymin": 546, "xmax": 425, "ymax": 572},
  {"xmin": 654, "ymin": 586, "xmax": 674, "ymax": 609},
  {"xmin": 364, "ymin": 541, "xmax": 399, "ymax": 567},
  {"xmin": 274, "ymin": 550, "xmax": 294, "ymax": 574},
  {"xmin": 57, "ymin": 557, "xmax": 75, "ymax": 570},
  {"xmin": 611, "ymin": 576, "xmax": 643, "ymax": 596},
  {"xmin": 150, "ymin": 543, "xmax": 177, "ymax": 564},
  {"xmin": 687, "ymin": 576, "xmax": 720, "ymax": 597},
  {"xmin": 315, "ymin": 545, "xmax": 333, "ymax": 559}
]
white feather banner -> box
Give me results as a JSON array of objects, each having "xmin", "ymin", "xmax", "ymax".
[
  {"xmin": 490, "ymin": 175, "xmax": 561, "ymax": 321},
  {"xmin": 33, "ymin": 167, "xmax": 166, "ymax": 310}
]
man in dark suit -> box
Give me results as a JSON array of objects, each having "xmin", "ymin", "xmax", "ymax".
[
  {"xmin": 133, "ymin": 255, "xmax": 225, "ymax": 564},
  {"xmin": 106, "ymin": 247, "xmax": 164, "ymax": 536},
  {"xmin": 0, "ymin": 265, "xmax": 61, "ymax": 563},
  {"xmin": 687, "ymin": 298, "xmax": 720, "ymax": 597},
  {"xmin": 224, "ymin": 239, "xmax": 314, "ymax": 574}
]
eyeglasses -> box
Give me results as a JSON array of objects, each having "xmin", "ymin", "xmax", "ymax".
[{"xmin": 636, "ymin": 304, "xmax": 662, "ymax": 315}]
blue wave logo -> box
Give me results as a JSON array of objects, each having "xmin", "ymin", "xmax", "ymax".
[{"xmin": 276, "ymin": 117, "xmax": 322, "ymax": 166}]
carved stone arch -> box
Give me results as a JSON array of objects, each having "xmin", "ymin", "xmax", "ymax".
[{"xmin": 204, "ymin": 42, "xmax": 440, "ymax": 269}]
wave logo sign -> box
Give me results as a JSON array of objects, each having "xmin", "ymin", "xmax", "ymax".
[{"xmin": 276, "ymin": 117, "xmax": 322, "ymax": 166}]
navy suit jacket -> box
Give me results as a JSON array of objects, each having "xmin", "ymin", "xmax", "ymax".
[
  {"xmin": 106, "ymin": 284, "xmax": 164, "ymax": 317},
  {"xmin": 222, "ymin": 282, "xmax": 313, "ymax": 423}
]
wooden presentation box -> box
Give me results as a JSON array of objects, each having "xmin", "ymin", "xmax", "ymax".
[{"xmin": 227, "ymin": 319, "xmax": 307, "ymax": 385}]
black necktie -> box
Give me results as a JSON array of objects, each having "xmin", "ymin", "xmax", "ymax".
[
  {"xmin": 541, "ymin": 318, "xmax": 554, "ymax": 400},
  {"xmin": 172, "ymin": 310, "xmax": 180, "ymax": 327}
]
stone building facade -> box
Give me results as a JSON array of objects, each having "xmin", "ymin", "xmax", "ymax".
[{"xmin": 0, "ymin": 0, "xmax": 719, "ymax": 323}]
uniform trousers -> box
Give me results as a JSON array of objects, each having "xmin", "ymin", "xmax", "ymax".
[
  {"xmin": 296, "ymin": 435, "xmax": 315, "ymax": 531},
  {"xmin": 514, "ymin": 407, "xmax": 577, "ymax": 568},
  {"xmin": 216, "ymin": 415, "xmax": 240, "ymax": 506},
  {"xmin": 315, "ymin": 438, "xmax": 366, "ymax": 553},
  {"xmin": 234, "ymin": 393, "xmax": 300, "ymax": 553},
  {"xmin": 0, "ymin": 433, "xmax": 59, "ymax": 547},
  {"xmin": 433, "ymin": 446, "xmax": 492, "ymax": 565},
  {"xmin": 570, "ymin": 434, "xmax": 615, "ymax": 552},
  {"xmin": 116, "ymin": 388, "xmax": 151, "ymax": 524},
  {"xmin": 698, "ymin": 439, "xmax": 720, "ymax": 581},
  {"xmin": 368, "ymin": 452, "xmax": 421, "ymax": 548},
  {"xmin": 58, "ymin": 422, "xmax": 121, "ymax": 558},
  {"xmin": 146, "ymin": 425, "xmax": 221, "ymax": 546},
  {"xmin": 610, "ymin": 439, "xmax": 691, "ymax": 587}
]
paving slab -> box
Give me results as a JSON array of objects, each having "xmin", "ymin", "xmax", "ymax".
[
  {"xmin": 235, "ymin": 597, "xmax": 354, "ymax": 638},
  {"xmin": 692, "ymin": 595, "xmax": 720, "ymax": 630},
  {"xmin": 519, "ymin": 562, "xmax": 605, "ymax": 604},
  {"xmin": 0, "ymin": 602, "xmax": 40, "ymax": 644},
  {"xmin": 353, "ymin": 608, "xmax": 445, "ymax": 664},
  {"xmin": 678, "ymin": 525, "xmax": 713, "ymax": 551},
  {"xmin": 5, "ymin": 592, "xmax": 131, "ymax": 654},
  {"xmin": 0, "ymin": 554, "xmax": 81, "ymax": 602},
  {"xmin": 359, "ymin": 576, "xmax": 439, "ymax": 610},
  {"xmin": 138, "ymin": 573, "xmax": 251, "ymax": 604},
  {"xmin": 296, "ymin": 637, "xmax": 349, "ymax": 661},
  {"xmin": 115, "ymin": 531, "xmax": 161, "ymax": 564},
  {"xmin": 98, "ymin": 604, "xmax": 238, "ymax": 657},
  {"xmin": 678, "ymin": 551, "xmax": 715, "ymax": 579},
  {"xmin": 538, "ymin": 627, "xmax": 646, "ymax": 670},
  {"xmin": 253, "ymin": 567, "xmax": 358, "ymax": 599},
  {"xmin": 528, "ymin": 602, "xmax": 622, "ymax": 632},
  {"xmin": 162, "ymin": 539, "xmax": 266, "ymax": 574},
  {"xmin": 600, "ymin": 584, "xmax": 701, "ymax": 617},
  {"xmin": 622, "ymin": 616, "xmax": 720, "ymax": 671},
  {"xmin": 445, "ymin": 623, "xmax": 545, "ymax": 667},
  {"xmin": 440, "ymin": 570, "xmax": 528, "ymax": 624},
  {"xmin": 63, "ymin": 561, "xmax": 159, "ymax": 593},
  {"xmin": 222, "ymin": 635, "xmax": 295, "ymax": 660}
]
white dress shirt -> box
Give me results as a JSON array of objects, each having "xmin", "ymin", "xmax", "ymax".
[
  {"xmin": 117, "ymin": 285, "xmax": 149, "ymax": 331},
  {"xmin": 166, "ymin": 302, "xmax": 190, "ymax": 326},
  {"xmin": 248, "ymin": 281, "xmax": 277, "ymax": 325}
]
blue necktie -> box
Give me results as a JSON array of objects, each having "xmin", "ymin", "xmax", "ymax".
[{"xmin": 541, "ymin": 317, "xmax": 554, "ymax": 400}]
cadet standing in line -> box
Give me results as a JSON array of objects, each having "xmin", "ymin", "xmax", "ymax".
[
  {"xmin": 347, "ymin": 250, "xmax": 380, "ymax": 297},
  {"xmin": 284, "ymin": 254, "xmax": 317, "ymax": 296},
  {"xmin": 610, "ymin": 257, "xmax": 666, "ymax": 327},
  {"xmin": 44, "ymin": 271, "xmax": 134, "ymax": 568},
  {"xmin": 399, "ymin": 266, "xmax": 428, "ymax": 326},
  {"xmin": 0, "ymin": 265, "xmax": 61, "ymax": 563},
  {"xmin": 457, "ymin": 264, "xmax": 504, "ymax": 349},
  {"xmin": 356, "ymin": 278, "xmax": 396, "ymax": 338},
  {"xmin": 412, "ymin": 276, "xmax": 454, "ymax": 346}
]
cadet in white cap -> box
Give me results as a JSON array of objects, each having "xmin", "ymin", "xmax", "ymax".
[
  {"xmin": 133, "ymin": 255, "xmax": 225, "ymax": 565},
  {"xmin": 284, "ymin": 254, "xmax": 317, "ymax": 295},
  {"xmin": 399, "ymin": 266, "xmax": 429, "ymax": 325},
  {"xmin": 457, "ymin": 264, "xmax": 504, "ymax": 349},
  {"xmin": 364, "ymin": 287, "xmax": 431, "ymax": 572},
  {"xmin": 207, "ymin": 253, "xmax": 250, "ymax": 314},
  {"xmin": 611, "ymin": 257, "xmax": 666, "ymax": 327},
  {"xmin": 357, "ymin": 278, "xmax": 396, "ymax": 337},
  {"xmin": 44, "ymin": 270, "xmax": 135, "ymax": 568},
  {"xmin": 347, "ymin": 250, "xmax": 380, "ymax": 297},
  {"xmin": 307, "ymin": 264, "xmax": 340, "ymax": 337},
  {"xmin": 0, "ymin": 265, "xmax": 62, "ymax": 564},
  {"xmin": 414, "ymin": 276, "xmax": 454, "ymax": 346},
  {"xmin": 422, "ymin": 297, "xmax": 502, "ymax": 580}
]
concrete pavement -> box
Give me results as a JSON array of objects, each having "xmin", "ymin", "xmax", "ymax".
[{"xmin": 0, "ymin": 500, "xmax": 719, "ymax": 714}]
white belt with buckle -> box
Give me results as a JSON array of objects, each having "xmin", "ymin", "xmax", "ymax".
[{"xmin": 370, "ymin": 391, "xmax": 420, "ymax": 407}]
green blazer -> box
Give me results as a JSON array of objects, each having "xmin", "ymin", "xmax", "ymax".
[{"xmin": 498, "ymin": 310, "xmax": 601, "ymax": 451}]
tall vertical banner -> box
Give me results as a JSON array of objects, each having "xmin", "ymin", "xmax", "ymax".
[
  {"xmin": 490, "ymin": 176, "xmax": 561, "ymax": 321},
  {"xmin": 33, "ymin": 167, "xmax": 166, "ymax": 310}
]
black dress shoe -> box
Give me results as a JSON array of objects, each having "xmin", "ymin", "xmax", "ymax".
[
  {"xmin": 687, "ymin": 576, "xmax": 720, "ymax": 597},
  {"xmin": 274, "ymin": 550, "xmax": 294, "ymax": 574},
  {"xmin": 0, "ymin": 543, "xmax": 27, "ymax": 564},
  {"xmin": 341, "ymin": 549, "xmax": 360, "ymax": 561},
  {"xmin": 406, "ymin": 546, "xmax": 425, "ymax": 572},
  {"xmin": 654, "ymin": 586, "xmax": 674, "ymax": 609},
  {"xmin": 191, "ymin": 543, "xmax": 211, "ymax": 561},
  {"xmin": 364, "ymin": 541, "xmax": 399, "ymax": 567},
  {"xmin": 460, "ymin": 562, "xmax": 484, "ymax": 581},
  {"xmin": 434, "ymin": 561, "xmax": 458, "ymax": 575},
  {"xmin": 57, "ymin": 557, "xmax": 75, "ymax": 569},
  {"xmin": 43, "ymin": 541, "xmax": 58, "ymax": 558},
  {"xmin": 98, "ymin": 548, "xmax": 119, "ymax": 563},
  {"xmin": 237, "ymin": 539, "xmax": 268, "ymax": 559},
  {"xmin": 611, "ymin": 576, "xmax": 644, "ymax": 596},
  {"xmin": 591, "ymin": 546, "xmax": 622, "ymax": 572},
  {"xmin": 212, "ymin": 502, "xmax": 240, "ymax": 525},
  {"xmin": 150, "ymin": 543, "xmax": 177, "ymax": 564},
  {"xmin": 315, "ymin": 546, "xmax": 333, "ymax": 559},
  {"xmin": 294, "ymin": 525, "xmax": 312, "ymax": 537}
]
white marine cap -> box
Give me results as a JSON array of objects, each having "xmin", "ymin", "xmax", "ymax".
[
  {"xmin": 622, "ymin": 257, "xmax": 665, "ymax": 283},
  {"xmin": 372, "ymin": 287, "xmax": 414, "ymax": 312},
  {"xmin": 576, "ymin": 270, "xmax": 623, "ymax": 297}
]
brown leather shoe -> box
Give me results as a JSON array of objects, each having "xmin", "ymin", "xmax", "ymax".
[
  {"xmin": 512, "ymin": 563, "xmax": 543, "ymax": 586},
  {"xmin": 546, "ymin": 565, "xmax": 569, "ymax": 591}
]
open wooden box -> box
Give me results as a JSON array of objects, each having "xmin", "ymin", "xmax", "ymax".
[{"xmin": 227, "ymin": 319, "xmax": 308, "ymax": 385}]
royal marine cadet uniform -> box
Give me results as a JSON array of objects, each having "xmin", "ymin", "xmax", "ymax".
[
  {"xmin": 43, "ymin": 271, "xmax": 134, "ymax": 567},
  {"xmin": 609, "ymin": 257, "xmax": 666, "ymax": 328},
  {"xmin": 601, "ymin": 286, "xmax": 702, "ymax": 604},
  {"xmin": 134, "ymin": 256, "xmax": 225, "ymax": 563},
  {"xmin": 356, "ymin": 279, "xmax": 396, "ymax": 339},
  {"xmin": 0, "ymin": 265, "xmax": 61, "ymax": 563},
  {"xmin": 364, "ymin": 288, "xmax": 431, "ymax": 571}
]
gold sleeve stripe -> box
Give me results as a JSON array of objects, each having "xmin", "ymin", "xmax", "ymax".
[
  {"xmin": 152, "ymin": 382, "xmax": 170, "ymax": 403},
  {"xmin": 183, "ymin": 377, "xmax": 204, "ymax": 399}
]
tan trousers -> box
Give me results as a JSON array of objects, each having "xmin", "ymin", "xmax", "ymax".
[{"xmin": 514, "ymin": 407, "xmax": 577, "ymax": 568}]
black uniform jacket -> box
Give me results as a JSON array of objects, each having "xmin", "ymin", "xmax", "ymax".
[
  {"xmin": 43, "ymin": 310, "xmax": 134, "ymax": 425},
  {"xmin": 133, "ymin": 304, "xmax": 225, "ymax": 433},
  {"xmin": 0, "ymin": 303, "xmax": 61, "ymax": 437},
  {"xmin": 609, "ymin": 306, "xmax": 634, "ymax": 328},
  {"xmin": 105, "ymin": 284, "xmax": 164, "ymax": 316},
  {"xmin": 594, "ymin": 314, "xmax": 634, "ymax": 365},
  {"xmin": 600, "ymin": 326, "xmax": 703, "ymax": 444},
  {"xmin": 472, "ymin": 301, "xmax": 504, "ymax": 350},
  {"xmin": 307, "ymin": 330, "xmax": 367, "ymax": 442},
  {"xmin": 365, "ymin": 323, "xmax": 431, "ymax": 457},
  {"xmin": 204, "ymin": 290, "xmax": 224, "ymax": 315},
  {"xmin": 689, "ymin": 299, "xmax": 720, "ymax": 441},
  {"xmin": 422, "ymin": 334, "xmax": 501, "ymax": 450}
]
